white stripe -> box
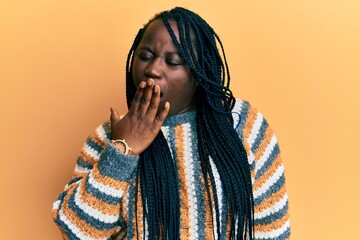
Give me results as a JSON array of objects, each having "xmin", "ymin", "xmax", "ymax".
[
  {"xmin": 74, "ymin": 165, "xmax": 91, "ymax": 174},
  {"xmin": 144, "ymin": 217, "xmax": 149, "ymax": 239},
  {"xmin": 209, "ymin": 157, "xmax": 223, "ymax": 235},
  {"xmin": 83, "ymin": 143, "xmax": 100, "ymax": 160},
  {"xmin": 232, "ymin": 99, "xmax": 244, "ymax": 128},
  {"xmin": 74, "ymin": 182, "xmax": 119, "ymax": 224},
  {"xmin": 96, "ymin": 124, "xmax": 109, "ymax": 142},
  {"xmin": 253, "ymin": 165, "xmax": 284, "ymax": 199},
  {"xmin": 183, "ymin": 123, "xmax": 199, "ymax": 240},
  {"xmin": 58, "ymin": 208, "xmax": 108, "ymax": 240},
  {"xmin": 53, "ymin": 200, "xmax": 60, "ymax": 210},
  {"xmin": 248, "ymin": 112, "xmax": 264, "ymax": 147},
  {"xmin": 122, "ymin": 188, "xmax": 130, "ymax": 219},
  {"xmin": 255, "ymin": 219, "xmax": 290, "ymax": 239},
  {"xmin": 254, "ymin": 194, "xmax": 288, "ymax": 219},
  {"xmin": 161, "ymin": 126, "xmax": 174, "ymax": 158},
  {"xmin": 256, "ymin": 135, "xmax": 277, "ymax": 171},
  {"xmin": 88, "ymin": 171, "xmax": 124, "ymax": 198},
  {"xmin": 248, "ymin": 152, "xmax": 256, "ymax": 167}
]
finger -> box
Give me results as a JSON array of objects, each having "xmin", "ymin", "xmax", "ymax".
[
  {"xmin": 138, "ymin": 79, "xmax": 155, "ymax": 116},
  {"xmin": 129, "ymin": 81, "xmax": 146, "ymax": 113},
  {"xmin": 153, "ymin": 101, "xmax": 170, "ymax": 128},
  {"xmin": 146, "ymin": 84, "xmax": 161, "ymax": 117}
]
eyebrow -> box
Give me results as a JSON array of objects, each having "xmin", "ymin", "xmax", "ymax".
[{"xmin": 137, "ymin": 46, "xmax": 180, "ymax": 55}]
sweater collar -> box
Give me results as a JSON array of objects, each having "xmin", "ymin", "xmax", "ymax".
[{"xmin": 162, "ymin": 110, "xmax": 197, "ymax": 127}]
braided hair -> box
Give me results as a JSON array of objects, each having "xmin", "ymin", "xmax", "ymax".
[{"xmin": 125, "ymin": 7, "xmax": 254, "ymax": 239}]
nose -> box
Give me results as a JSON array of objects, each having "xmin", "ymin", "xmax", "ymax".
[{"xmin": 144, "ymin": 58, "xmax": 163, "ymax": 79}]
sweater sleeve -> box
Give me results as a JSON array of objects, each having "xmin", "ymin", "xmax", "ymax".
[
  {"xmin": 52, "ymin": 121, "xmax": 139, "ymax": 239},
  {"xmin": 234, "ymin": 99, "xmax": 291, "ymax": 239}
]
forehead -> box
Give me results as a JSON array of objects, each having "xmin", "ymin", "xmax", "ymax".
[{"xmin": 140, "ymin": 19, "xmax": 180, "ymax": 45}]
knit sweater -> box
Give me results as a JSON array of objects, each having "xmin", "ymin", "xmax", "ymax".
[{"xmin": 52, "ymin": 99, "xmax": 290, "ymax": 240}]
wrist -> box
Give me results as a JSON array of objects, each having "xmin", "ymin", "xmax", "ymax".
[{"xmin": 111, "ymin": 139, "xmax": 138, "ymax": 156}]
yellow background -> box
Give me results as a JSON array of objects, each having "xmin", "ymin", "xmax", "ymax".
[{"xmin": 1, "ymin": 0, "xmax": 359, "ymax": 239}]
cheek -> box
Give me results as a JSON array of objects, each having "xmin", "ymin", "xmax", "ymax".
[{"xmin": 132, "ymin": 59, "xmax": 144, "ymax": 84}]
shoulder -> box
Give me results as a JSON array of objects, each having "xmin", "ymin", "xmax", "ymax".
[
  {"xmin": 232, "ymin": 98, "xmax": 266, "ymax": 138},
  {"xmin": 232, "ymin": 98, "xmax": 279, "ymax": 156}
]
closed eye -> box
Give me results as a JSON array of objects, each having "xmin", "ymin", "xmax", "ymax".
[
  {"xmin": 166, "ymin": 61, "xmax": 182, "ymax": 66},
  {"xmin": 139, "ymin": 54, "xmax": 153, "ymax": 61}
]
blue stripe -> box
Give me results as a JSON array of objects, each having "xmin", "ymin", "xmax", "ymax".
[
  {"xmin": 254, "ymin": 201, "xmax": 288, "ymax": 225},
  {"xmin": 126, "ymin": 181, "xmax": 136, "ymax": 239},
  {"xmin": 55, "ymin": 191, "xmax": 66, "ymax": 204},
  {"xmin": 166, "ymin": 125, "xmax": 177, "ymax": 159},
  {"xmin": 249, "ymin": 158, "xmax": 256, "ymax": 172},
  {"xmin": 76, "ymin": 156, "xmax": 92, "ymax": 169},
  {"xmin": 251, "ymin": 119, "xmax": 268, "ymax": 153},
  {"xmin": 235, "ymin": 100, "xmax": 250, "ymax": 138},
  {"xmin": 97, "ymin": 145, "xmax": 139, "ymax": 181},
  {"xmin": 102, "ymin": 121, "xmax": 112, "ymax": 140},
  {"xmin": 254, "ymin": 174, "xmax": 285, "ymax": 206},
  {"xmin": 67, "ymin": 177, "xmax": 82, "ymax": 186},
  {"xmin": 255, "ymin": 144, "xmax": 280, "ymax": 181},
  {"xmin": 85, "ymin": 175, "xmax": 120, "ymax": 205},
  {"xmin": 67, "ymin": 188, "xmax": 118, "ymax": 230},
  {"xmin": 54, "ymin": 216, "xmax": 81, "ymax": 240},
  {"xmin": 86, "ymin": 137, "xmax": 104, "ymax": 154}
]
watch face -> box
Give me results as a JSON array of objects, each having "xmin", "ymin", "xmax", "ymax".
[{"xmin": 112, "ymin": 140, "xmax": 128, "ymax": 154}]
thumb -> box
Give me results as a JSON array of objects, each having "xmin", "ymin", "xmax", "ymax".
[{"xmin": 110, "ymin": 107, "xmax": 121, "ymax": 124}]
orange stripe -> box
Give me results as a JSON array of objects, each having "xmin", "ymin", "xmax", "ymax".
[
  {"xmin": 201, "ymin": 173, "xmax": 214, "ymax": 240},
  {"xmin": 225, "ymin": 213, "xmax": 231, "ymax": 239},
  {"xmin": 175, "ymin": 125, "xmax": 192, "ymax": 238},
  {"xmin": 79, "ymin": 178, "xmax": 120, "ymax": 215},
  {"xmin": 254, "ymin": 126, "xmax": 274, "ymax": 161},
  {"xmin": 61, "ymin": 185, "xmax": 119, "ymax": 238},
  {"xmin": 253, "ymin": 154, "xmax": 282, "ymax": 192},
  {"xmin": 80, "ymin": 148, "xmax": 97, "ymax": 165},
  {"xmin": 60, "ymin": 229, "xmax": 69, "ymax": 240},
  {"xmin": 243, "ymin": 105, "xmax": 259, "ymax": 140},
  {"xmin": 254, "ymin": 184, "xmax": 287, "ymax": 213},
  {"xmin": 133, "ymin": 181, "xmax": 143, "ymax": 239},
  {"xmin": 91, "ymin": 129, "xmax": 107, "ymax": 148},
  {"xmin": 255, "ymin": 212, "xmax": 289, "ymax": 232}
]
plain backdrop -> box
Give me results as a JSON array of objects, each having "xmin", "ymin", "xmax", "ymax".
[{"xmin": 1, "ymin": 0, "xmax": 359, "ymax": 239}]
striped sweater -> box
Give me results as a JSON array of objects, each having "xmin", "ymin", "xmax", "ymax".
[{"xmin": 52, "ymin": 99, "xmax": 290, "ymax": 239}]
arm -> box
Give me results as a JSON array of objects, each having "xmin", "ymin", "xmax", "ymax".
[
  {"xmin": 52, "ymin": 122, "xmax": 140, "ymax": 239},
  {"xmin": 53, "ymin": 79, "xmax": 170, "ymax": 239},
  {"xmin": 235, "ymin": 100, "xmax": 291, "ymax": 239}
]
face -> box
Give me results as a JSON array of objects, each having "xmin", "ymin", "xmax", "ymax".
[{"xmin": 132, "ymin": 19, "xmax": 197, "ymax": 116}]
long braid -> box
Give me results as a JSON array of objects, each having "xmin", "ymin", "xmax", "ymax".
[{"xmin": 125, "ymin": 7, "xmax": 254, "ymax": 239}]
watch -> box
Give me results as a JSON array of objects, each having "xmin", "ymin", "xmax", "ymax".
[{"xmin": 111, "ymin": 139, "xmax": 133, "ymax": 155}]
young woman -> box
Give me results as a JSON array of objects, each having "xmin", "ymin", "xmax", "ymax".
[{"xmin": 52, "ymin": 7, "xmax": 290, "ymax": 240}]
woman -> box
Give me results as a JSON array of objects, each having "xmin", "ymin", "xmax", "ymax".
[{"xmin": 52, "ymin": 7, "xmax": 290, "ymax": 240}]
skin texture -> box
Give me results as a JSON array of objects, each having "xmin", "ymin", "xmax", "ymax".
[{"xmin": 110, "ymin": 19, "xmax": 197, "ymax": 154}]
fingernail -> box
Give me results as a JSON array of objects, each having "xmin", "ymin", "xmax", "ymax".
[
  {"xmin": 139, "ymin": 81, "xmax": 146, "ymax": 88},
  {"xmin": 165, "ymin": 102, "xmax": 170, "ymax": 109},
  {"xmin": 154, "ymin": 85, "xmax": 159, "ymax": 93}
]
